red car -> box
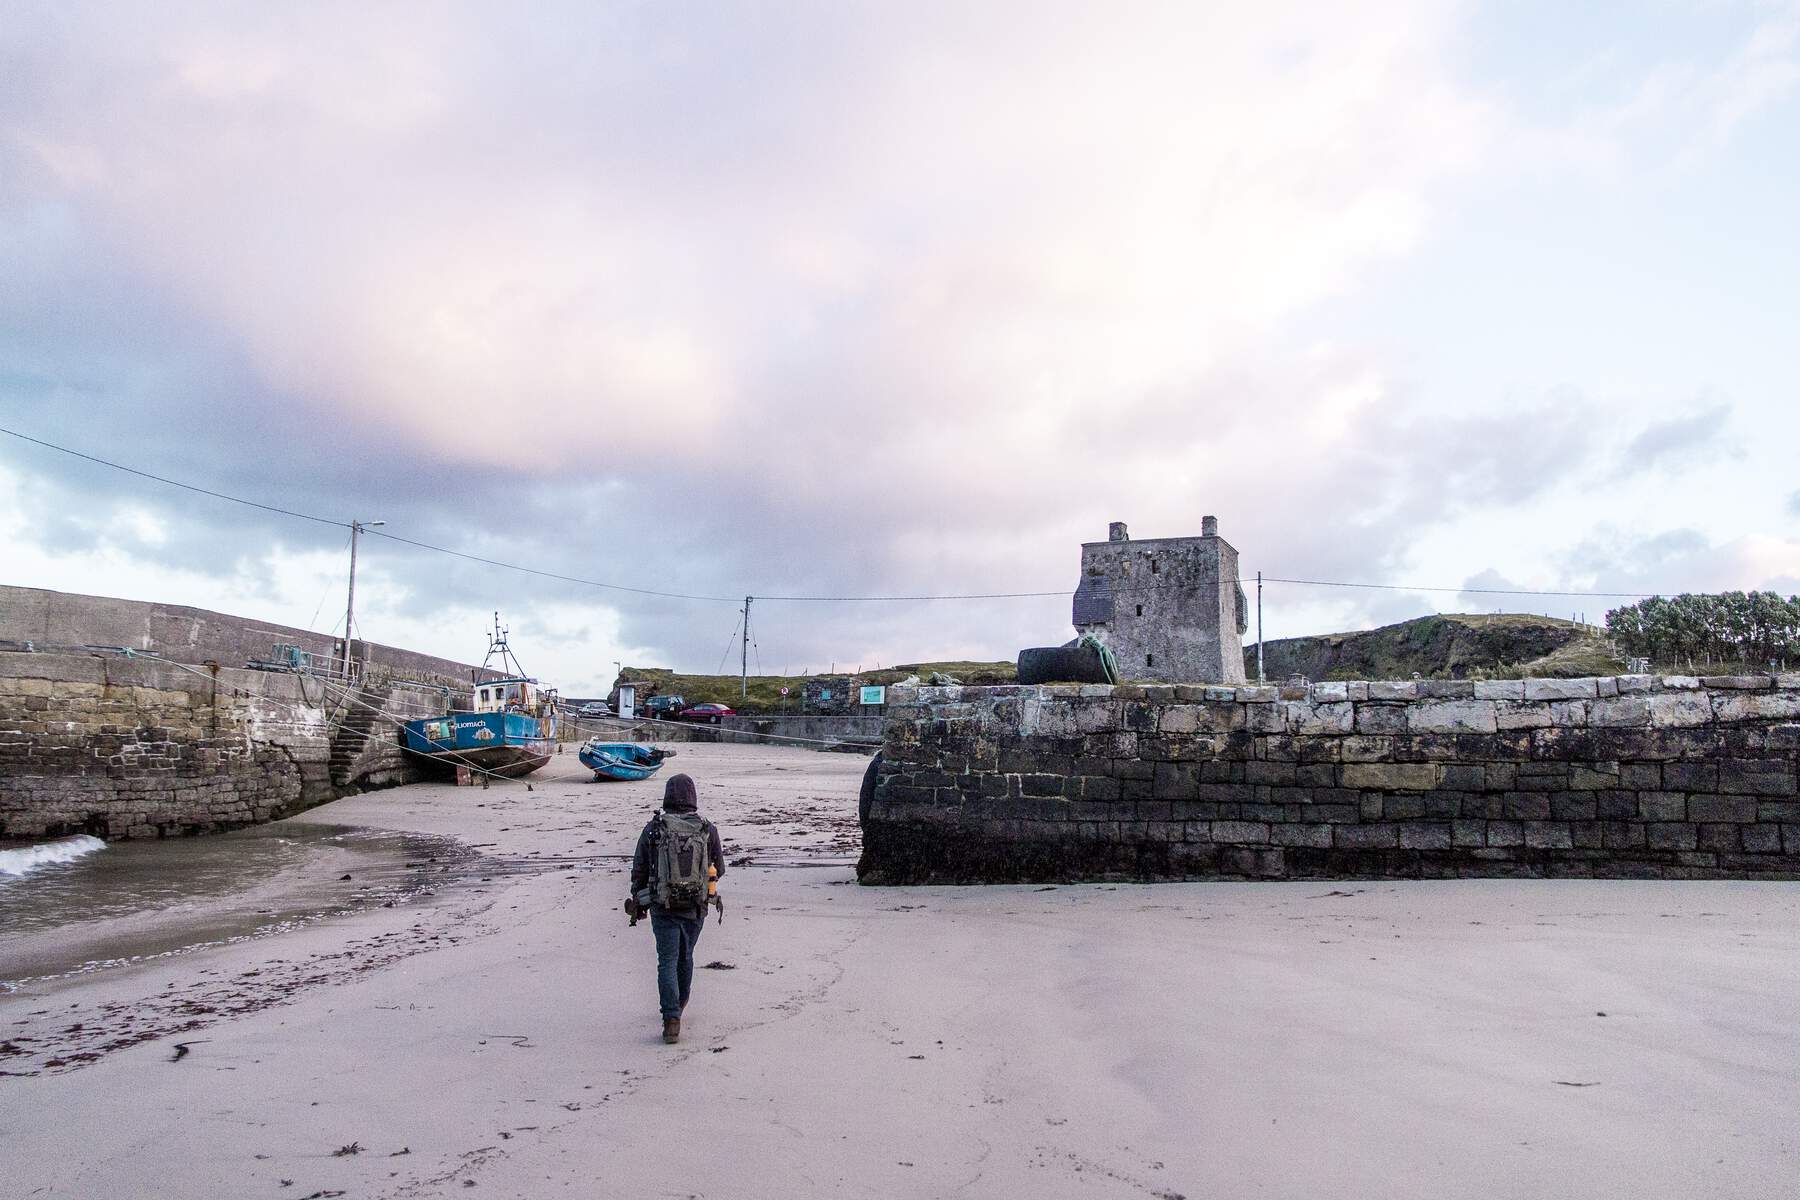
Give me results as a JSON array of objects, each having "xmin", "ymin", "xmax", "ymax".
[{"xmin": 676, "ymin": 703, "xmax": 735, "ymax": 724}]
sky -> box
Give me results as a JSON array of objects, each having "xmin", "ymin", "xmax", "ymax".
[{"xmin": 2, "ymin": 0, "xmax": 1798, "ymax": 694}]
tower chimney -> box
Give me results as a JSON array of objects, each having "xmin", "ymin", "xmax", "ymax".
[
  {"xmin": 1201, "ymin": 515, "xmax": 1219, "ymax": 538},
  {"xmin": 1108, "ymin": 521, "xmax": 1130, "ymax": 542}
]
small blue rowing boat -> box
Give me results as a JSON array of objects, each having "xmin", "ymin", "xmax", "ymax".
[{"xmin": 579, "ymin": 740, "xmax": 675, "ymax": 782}]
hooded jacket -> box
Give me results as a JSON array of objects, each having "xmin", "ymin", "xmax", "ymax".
[{"xmin": 630, "ymin": 772, "xmax": 725, "ymax": 913}]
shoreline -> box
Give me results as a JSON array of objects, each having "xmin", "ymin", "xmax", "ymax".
[
  {"xmin": 5, "ymin": 743, "xmax": 1798, "ymax": 1198},
  {"xmin": 0, "ymin": 823, "xmax": 481, "ymax": 997}
]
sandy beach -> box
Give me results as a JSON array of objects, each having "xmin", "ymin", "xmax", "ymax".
[{"xmin": 5, "ymin": 742, "xmax": 1798, "ymax": 1198}]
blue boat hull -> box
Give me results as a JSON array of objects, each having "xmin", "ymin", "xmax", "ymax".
[
  {"xmin": 578, "ymin": 741, "xmax": 673, "ymax": 781},
  {"xmin": 402, "ymin": 711, "xmax": 558, "ymax": 778}
]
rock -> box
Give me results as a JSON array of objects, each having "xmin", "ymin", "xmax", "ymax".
[{"xmin": 1523, "ymin": 678, "xmax": 1599, "ymax": 701}]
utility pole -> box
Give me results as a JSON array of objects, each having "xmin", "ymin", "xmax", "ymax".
[
  {"xmin": 1256, "ymin": 570, "xmax": 1265, "ymax": 685},
  {"xmin": 342, "ymin": 519, "xmax": 385, "ymax": 676},
  {"xmin": 741, "ymin": 596, "xmax": 752, "ymax": 698}
]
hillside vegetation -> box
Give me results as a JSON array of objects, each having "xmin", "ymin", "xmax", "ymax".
[
  {"xmin": 615, "ymin": 660, "xmax": 1016, "ymax": 712},
  {"xmin": 619, "ymin": 615, "xmax": 1622, "ymax": 709},
  {"xmin": 1247, "ymin": 614, "xmax": 1624, "ymax": 682},
  {"xmin": 1605, "ymin": 592, "xmax": 1800, "ymax": 669}
]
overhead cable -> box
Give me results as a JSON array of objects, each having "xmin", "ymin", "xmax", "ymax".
[
  {"xmin": 0, "ymin": 424, "xmax": 1676, "ymax": 605},
  {"xmin": 0, "ymin": 424, "xmax": 349, "ymax": 529},
  {"xmin": 0, "ymin": 424, "xmax": 737, "ymax": 603},
  {"xmin": 361, "ymin": 528, "xmax": 740, "ymax": 603},
  {"xmin": 1258, "ymin": 577, "xmax": 1657, "ymax": 599}
]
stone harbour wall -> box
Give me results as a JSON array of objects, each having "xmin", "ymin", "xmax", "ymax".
[
  {"xmin": 0, "ymin": 652, "xmax": 447, "ymax": 841},
  {"xmin": 858, "ymin": 675, "xmax": 1800, "ymax": 883},
  {"xmin": 0, "ymin": 583, "xmax": 498, "ymax": 690}
]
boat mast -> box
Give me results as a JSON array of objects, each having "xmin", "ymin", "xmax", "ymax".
[{"xmin": 481, "ymin": 611, "xmax": 528, "ymax": 679}]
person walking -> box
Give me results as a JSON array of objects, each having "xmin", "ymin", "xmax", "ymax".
[{"xmin": 629, "ymin": 772, "xmax": 725, "ymax": 1044}]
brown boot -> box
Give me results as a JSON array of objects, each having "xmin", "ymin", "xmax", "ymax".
[{"xmin": 662, "ymin": 1018, "xmax": 680, "ymax": 1044}]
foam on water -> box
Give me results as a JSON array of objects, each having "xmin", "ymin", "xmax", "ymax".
[{"xmin": 0, "ymin": 834, "xmax": 108, "ymax": 878}]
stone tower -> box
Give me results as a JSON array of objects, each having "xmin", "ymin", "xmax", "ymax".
[{"xmin": 1071, "ymin": 517, "xmax": 1248, "ymax": 684}]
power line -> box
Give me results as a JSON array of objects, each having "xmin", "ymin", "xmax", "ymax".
[
  {"xmin": 715, "ymin": 612, "xmax": 742, "ymax": 676},
  {"xmin": 0, "ymin": 424, "xmax": 349, "ymax": 529},
  {"xmin": 308, "ymin": 531, "xmax": 354, "ymax": 631},
  {"xmin": 0, "ymin": 424, "xmax": 1677, "ymax": 606},
  {"xmin": 362, "ymin": 529, "xmax": 739, "ymax": 603},
  {"xmin": 750, "ymin": 577, "xmax": 1662, "ymax": 602},
  {"xmin": 755, "ymin": 586, "xmax": 1074, "ymax": 601},
  {"xmin": 1259, "ymin": 577, "xmax": 1657, "ymax": 599},
  {"xmin": 751, "ymin": 575, "xmax": 1667, "ymax": 602},
  {"xmin": 0, "ymin": 424, "xmax": 738, "ymax": 603}
]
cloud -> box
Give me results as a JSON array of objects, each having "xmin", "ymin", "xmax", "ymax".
[
  {"xmin": 1557, "ymin": 526, "xmax": 1800, "ymax": 601},
  {"xmin": 2, "ymin": 4, "xmax": 1793, "ymax": 688},
  {"xmin": 1, "ymin": 2, "xmax": 1490, "ymax": 475},
  {"xmin": 1498, "ymin": 1, "xmax": 1800, "ymax": 177},
  {"xmin": 1456, "ymin": 567, "xmax": 1529, "ymax": 612},
  {"xmin": 1709, "ymin": 3, "xmax": 1800, "ymax": 144},
  {"xmin": 1618, "ymin": 402, "xmax": 1738, "ymax": 475},
  {"xmin": 0, "ymin": 2, "xmax": 1510, "ymax": 682}
]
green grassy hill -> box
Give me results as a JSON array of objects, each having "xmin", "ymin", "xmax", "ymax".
[
  {"xmin": 1247, "ymin": 614, "xmax": 1623, "ymax": 682},
  {"xmin": 614, "ymin": 660, "xmax": 1016, "ymax": 712}
]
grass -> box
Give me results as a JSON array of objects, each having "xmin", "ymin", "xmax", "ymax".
[
  {"xmin": 1257, "ymin": 613, "xmax": 1626, "ymax": 681},
  {"xmin": 1477, "ymin": 638, "xmax": 1627, "ymax": 680}
]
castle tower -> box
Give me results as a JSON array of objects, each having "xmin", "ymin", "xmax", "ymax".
[{"xmin": 1071, "ymin": 517, "xmax": 1248, "ymax": 684}]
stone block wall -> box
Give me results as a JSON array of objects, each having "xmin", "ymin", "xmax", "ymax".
[
  {"xmin": 858, "ymin": 675, "xmax": 1800, "ymax": 883},
  {"xmin": 0, "ymin": 652, "xmax": 448, "ymax": 840},
  {"xmin": 0, "ymin": 583, "xmax": 496, "ymax": 690}
]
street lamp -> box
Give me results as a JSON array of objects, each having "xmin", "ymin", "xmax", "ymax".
[{"xmin": 343, "ymin": 520, "xmax": 385, "ymax": 675}]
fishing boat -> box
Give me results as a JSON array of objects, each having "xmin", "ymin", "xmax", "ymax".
[
  {"xmin": 578, "ymin": 740, "xmax": 675, "ymax": 782},
  {"xmin": 400, "ymin": 614, "xmax": 559, "ymax": 779}
]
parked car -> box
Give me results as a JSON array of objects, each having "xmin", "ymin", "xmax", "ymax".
[
  {"xmin": 576, "ymin": 702, "xmax": 612, "ymax": 718},
  {"xmin": 676, "ymin": 703, "xmax": 734, "ymax": 724},
  {"xmin": 644, "ymin": 695, "xmax": 686, "ymax": 720}
]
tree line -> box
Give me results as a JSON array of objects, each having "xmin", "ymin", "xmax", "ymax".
[{"xmin": 1605, "ymin": 592, "xmax": 1800, "ymax": 669}]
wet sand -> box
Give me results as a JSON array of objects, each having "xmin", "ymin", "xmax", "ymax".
[{"xmin": 4, "ymin": 743, "xmax": 1798, "ymax": 1198}]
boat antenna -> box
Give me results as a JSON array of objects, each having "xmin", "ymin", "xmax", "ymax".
[{"xmin": 481, "ymin": 610, "xmax": 529, "ymax": 679}]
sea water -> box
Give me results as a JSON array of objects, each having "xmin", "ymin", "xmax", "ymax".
[
  {"xmin": 0, "ymin": 834, "xmax": 108, "ymax": 878},
  {"xmin": 0, "ymin": 822, "xmax": 477, "ymax": 990}
]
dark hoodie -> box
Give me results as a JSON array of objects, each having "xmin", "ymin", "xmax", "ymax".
[{"xmin": 630, "ymin": 773, "xmax": 725, "ymax": 912}]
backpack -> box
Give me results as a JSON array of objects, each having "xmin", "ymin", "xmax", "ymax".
[{"xmin": 652, "ymin": 811, "xmax": 713, "ymax": 911}]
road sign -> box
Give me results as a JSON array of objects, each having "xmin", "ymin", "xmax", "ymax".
[{"xmin": 780, "ymin": 686, "xmax": 789, "ymax": 695}]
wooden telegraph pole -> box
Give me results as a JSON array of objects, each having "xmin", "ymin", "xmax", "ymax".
[{"xmin": 342, "ymin": 519, "xmax": 384, "ymax": 675}]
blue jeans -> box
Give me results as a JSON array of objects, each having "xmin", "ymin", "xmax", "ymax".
[{"xmin": 650, "ymin": 909, "xmax": 705, "ymax": 1020}]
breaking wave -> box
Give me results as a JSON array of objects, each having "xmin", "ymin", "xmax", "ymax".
[{"xmin": 0, "ymin": 835, "xmax": 108, "ymax": 878}]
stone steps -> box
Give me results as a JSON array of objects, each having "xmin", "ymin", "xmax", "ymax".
[{"xmin": 327, "ymin": 684, "xmax": 394, "ymax": 788}]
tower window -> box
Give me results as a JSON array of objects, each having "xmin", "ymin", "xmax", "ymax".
[
  {"xmin": 1150, "ymin": 559, "xmax": 1159, "ymax": 574},
  {"xmin": 1135, "ymin": 604, "xmax": 1143, "ymax": 617},
  {"xmin": 1146, "ymin": 653, "xmax": 1155, "ymax": 667}
]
